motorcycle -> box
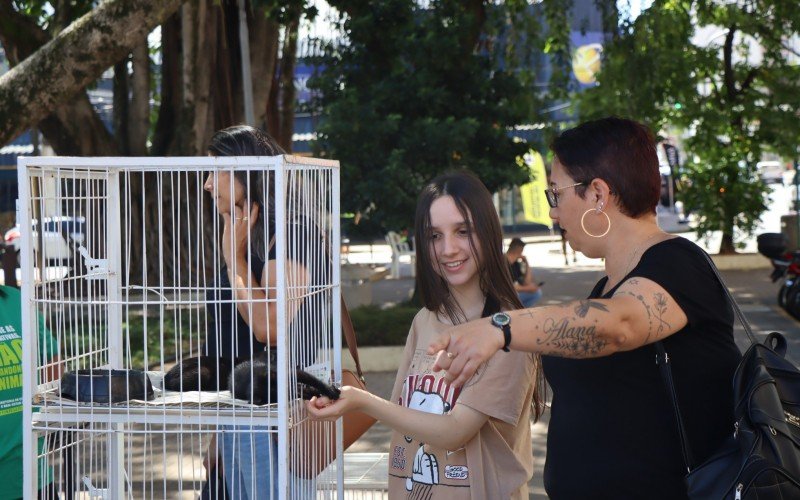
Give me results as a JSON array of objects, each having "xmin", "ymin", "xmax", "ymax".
[{"xmin": 757, "ymin": 232, "xmax": 800, "ymax": 318}]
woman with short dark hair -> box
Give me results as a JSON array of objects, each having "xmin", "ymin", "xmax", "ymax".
[{"xmin": 430, "ymin": 117, "xmax": 741, "ymax": 498}]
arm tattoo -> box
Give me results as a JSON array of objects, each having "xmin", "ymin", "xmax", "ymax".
[
  {"xmin": 536, "ymin": 317, "xmax": 609, "ymax": 357},
  {"xmin": 574, "ymin": 300, "xmax": 609, "ymax": 318},
  {"xmin": 619, "ymin": 291, "xmax": 653, "ymax": 343},
  {"xmin": 652, "ymin": 292, "xmax": 671, "ymax": 340},
  {"xmin": 619, "ymin": 289, "xmax": 672, "ymax": 345}
]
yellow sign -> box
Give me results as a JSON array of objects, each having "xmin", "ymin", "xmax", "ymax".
[
  {"xmin": 572, "ymin": 43, "xmax": 603, "ymax": 85},
  {"xmin": 519, "ymin": 150, "xmax": 552, "ymax": 227}
]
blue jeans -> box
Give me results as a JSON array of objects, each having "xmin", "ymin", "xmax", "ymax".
[
  {"xmin": 221, "ymin": 426, "xmax": 315, "ymax": 499},
  {"xmin": 518, "ymin": 289, "xmax": 542, "ymax": 308}
]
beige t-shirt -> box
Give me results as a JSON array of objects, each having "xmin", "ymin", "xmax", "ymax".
[{"xmin": 387, "ymin": 308, "xmax": 535, "ymax": 500}]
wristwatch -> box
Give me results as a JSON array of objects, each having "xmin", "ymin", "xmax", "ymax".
[{"xmin": 490, "ymin": 312, "xmax": 512, "ymax": 352}]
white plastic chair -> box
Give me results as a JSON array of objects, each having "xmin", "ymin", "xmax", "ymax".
[{"xmin": 385, "ymin": 230, "xmax": 416, "ymax": 279}]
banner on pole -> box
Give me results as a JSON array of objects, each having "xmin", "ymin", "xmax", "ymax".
[{"xmin": 519, "ymin": 150, "xmax": 552, "ymax": 228}]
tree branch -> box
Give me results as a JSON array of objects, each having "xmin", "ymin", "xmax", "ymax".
[
  {"xmin": 0, "ymin": 0, "xmax": 187, "ymax": 146},
  {"xmin": 722, "ymin": 24, "xmax": 736, "ymax": 101},
  {"xmin": 739, "ymin": 68, "xmax": 759, "ymax": 94},
  {"xmin": 0, "ymin": 1, "xmax": 118, "ymax": 154}
]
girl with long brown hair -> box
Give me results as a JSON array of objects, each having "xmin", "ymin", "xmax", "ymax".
[{"xmin": 307, "ymin": 171, "xmax": 543, "ymax": 499}]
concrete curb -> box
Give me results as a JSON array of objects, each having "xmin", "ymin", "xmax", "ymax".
[
  {"xmin": 710, "ymin": 253, "xmax": 771, "ymax": 270},
  {"xmin": 343, "ymin": 346, "xmax": 404, "ymax": 373}
]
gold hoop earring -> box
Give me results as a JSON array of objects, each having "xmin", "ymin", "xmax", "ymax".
[{"xmin": 580, "ymin": 208, "xmax": 611, "ymax": 238}]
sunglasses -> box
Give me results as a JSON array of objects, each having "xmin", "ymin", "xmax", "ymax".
[{"xmin": 544, "ymin": 182, "xmax": 588, "ymax": 208}]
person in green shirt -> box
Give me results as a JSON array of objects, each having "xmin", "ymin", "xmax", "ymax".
[{"xmin": 0, "ymin": 285, "xmax": 59, "ymax": 499}]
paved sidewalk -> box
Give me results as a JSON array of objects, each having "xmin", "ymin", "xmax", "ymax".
[{"xmin": 350, "ymin": 237, "xmax": 800, "ymax": 499}]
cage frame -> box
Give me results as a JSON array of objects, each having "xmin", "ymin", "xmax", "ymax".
[{"xmin": 18, "ymin": 154, "xmax": 344, "ymax": 499}]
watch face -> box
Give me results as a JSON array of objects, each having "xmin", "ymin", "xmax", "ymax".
[{"xmin": 492, "ymin": 312, "xmax": 511, "ymax": 327}]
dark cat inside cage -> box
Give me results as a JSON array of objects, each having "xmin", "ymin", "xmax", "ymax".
[{"xmin": 163, "ymin": 351, "xmax": 340, "ymax": 405}]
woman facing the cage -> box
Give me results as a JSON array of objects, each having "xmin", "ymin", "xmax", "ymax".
[
  {"xmin": 202, "ymin": 125, "xmax": 314, "ymax": 499},
  {"xmin": 428, "ymin": 117, "xmax": 741, "ymax": 498}
]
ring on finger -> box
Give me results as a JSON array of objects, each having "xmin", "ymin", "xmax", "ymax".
[{"xmin": 446, "ymin": 352, "xmax": 455, "ymax": 359}]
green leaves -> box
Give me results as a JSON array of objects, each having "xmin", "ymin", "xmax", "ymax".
[
  {"xmin": 309, "ymin": 0, "xmax": 533, "ymax": 233},
  {"xmin": 579, "ymin": 0, "xmax": 800, "ymax": 253}
]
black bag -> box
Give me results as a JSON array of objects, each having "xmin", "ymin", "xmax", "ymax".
[{"xmin": 657, "ymin": 253, "xmax": 800, "ymax": 499}]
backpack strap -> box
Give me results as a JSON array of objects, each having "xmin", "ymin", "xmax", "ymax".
[
  {"xmin": 656, "ymin": 248, "xmax": 752, "ymax": 472},
  {"xmin": 655, "ymin": 341, "xmax": 695, "ymax": 472}
]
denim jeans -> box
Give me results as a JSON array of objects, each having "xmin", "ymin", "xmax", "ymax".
[
  {"xmin": 518, "ymin": 289, "xmax": 543, "ymax": 308},
  {"xmin": 221, "ymin": 426, "xmax": 315, "ymax": 499}
]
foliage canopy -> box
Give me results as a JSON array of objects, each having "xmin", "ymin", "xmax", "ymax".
[
  {"xmin": 310, "ymin": 0, "xmax": 548, "ymax": 234},
  {"xmin": 579, "ymin": 0, "xmax": 800, "ymax": 253}
]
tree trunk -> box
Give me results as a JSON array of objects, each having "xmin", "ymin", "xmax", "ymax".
[
  {"xmin": 719, "ymin": 231, "xmax": 736, "ymax": 254},
  {"xmin": 129, "ymin": 41, "xmax": 151, "ymax": 156},
  {"xmin": 53, "ymin": 0, "xmax": 76, "ymax": 34},
  {"xmin": 211, "ymin": 0, "xmax": 242, "ymax": 129},
  {"xmin": 719, "ymin": 199, "xmax": 737, "ymax": 254},
  {"xmin": 0, "ymin": 0, "xmax": 187, "ymax": 146},
  {"xmin": 266, "ymin": 56, "xmax": 280, "ymax": 139},
  {"xmin": 40, "ymin": 98, "xmax": 120, "ymax": 156},
  {"xmin": 113, "ymin": 58, "xmax": 131, "ymax": 154},
  {"xmin": 248, "ymin": 3, "xmax": 280, "ymax": 130},
  {"xmin": 151, "ymin": 13, "xmax": 182, "ymax": 156},
  {"xmin": 277, "ymin": 16, "xmax": 299, "ymax": 152},
  {"xmin": 180, "ymin": 0, "xmax": 218, "ymax": 155}
]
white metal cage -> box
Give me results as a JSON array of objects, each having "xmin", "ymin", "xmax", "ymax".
[{"xmin": 19, "ymin": 155, "xmax": 343, "ymax": 499}]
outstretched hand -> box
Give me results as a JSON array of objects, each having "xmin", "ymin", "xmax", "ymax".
[
  {"xmin": 428, "ymin": 319, "xmax": 505, "ymax": 388},
  {"xmin": 305, "ymin": 386, "xmax": 366, "ymax": 421},
  {"xmin": 221, "ymin": 202, "xmax": 259, "ymax": 265}
]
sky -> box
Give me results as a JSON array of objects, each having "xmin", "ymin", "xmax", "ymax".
[{"xmin": 621, "ymin": 0, "xmax": 654, "ymax": 21}]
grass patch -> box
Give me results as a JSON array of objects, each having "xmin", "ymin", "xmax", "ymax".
[
  {"xmin": 57, "ymin": 308, "xmax": 202, "ymax": 370},
  {"xmin": 349, "ymin": 302, "xmax": 418, "ymax": 346},
  {"xmin": 124, "ymin": 311, "xmax": 202, "ymax": 368},
  {"xmin": 56, "ymin": 300, "xmax": 414, "ymax": 371}
]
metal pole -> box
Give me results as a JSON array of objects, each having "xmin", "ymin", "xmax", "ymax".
[
  {"xmin": 106, "ymin": 170, "xmax": 125, "ymax": 499},
  {"xmin": 238, "ymin": 0, "xmax": 255, "ymax": 126},
  {"xmin": 19, "ymin": 160, "xmax": 37, "ymax": 500}
]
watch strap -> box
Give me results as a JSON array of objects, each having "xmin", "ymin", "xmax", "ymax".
[{"xmin": 500, "ymin": 324, "xmax": 511, "ymax": 352}]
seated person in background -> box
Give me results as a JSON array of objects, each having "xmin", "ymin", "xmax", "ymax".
[{"xmin": 505, "ymin": 238, "xmax": 542, "ymax": 307}]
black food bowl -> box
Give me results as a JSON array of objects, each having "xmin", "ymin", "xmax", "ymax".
[{"xmin": 60, "ymin": 369, "xmax": 154, "ymax": 403}]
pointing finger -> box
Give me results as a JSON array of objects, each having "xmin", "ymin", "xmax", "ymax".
[
  {"xmin": 431, "ymin": 350, "xmax": 451, "ymax": 372},
  {"xmin": 427, "ymin": 332, "xmax": 451, "ymax": 355}
]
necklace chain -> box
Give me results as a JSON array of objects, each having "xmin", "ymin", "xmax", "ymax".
[{"xmin": 621, "ymin": 231, "xmax": 664, "ymax": 278}]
